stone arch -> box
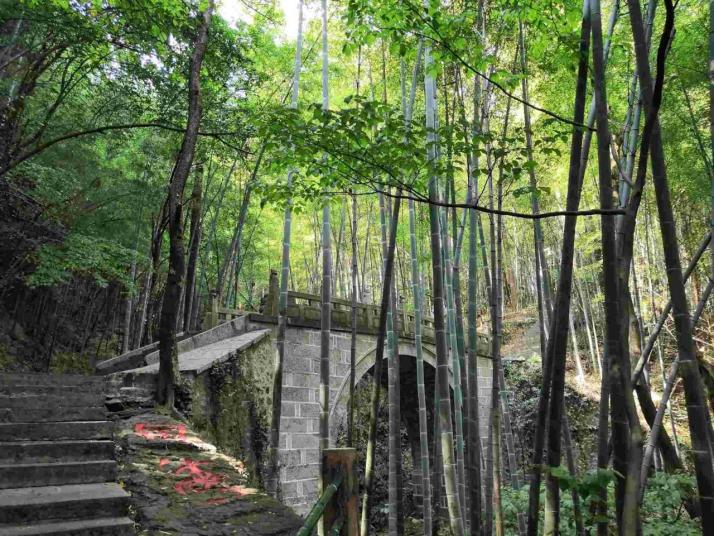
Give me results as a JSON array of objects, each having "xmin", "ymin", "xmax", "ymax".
[{"xmin": 328, "ymin": 339, "xmax": 454, "ymax": 442}]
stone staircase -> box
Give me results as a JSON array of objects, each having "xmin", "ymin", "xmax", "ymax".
[{"xmin": 0, "ymin": 373, "xmax": 133, "ymax": 535}]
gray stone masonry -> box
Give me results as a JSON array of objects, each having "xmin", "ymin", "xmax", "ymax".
[{"xmin": 247, "ymin": 315, "xmax": 493, "ymax": 515}]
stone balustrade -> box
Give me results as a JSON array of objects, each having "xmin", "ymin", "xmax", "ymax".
[{"xmin": 204, "ymin": 270, "xmax": 490, "ymax": 353}]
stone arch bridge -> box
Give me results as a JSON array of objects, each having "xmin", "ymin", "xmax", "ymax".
[
  {"xmin": 207, "ymin": 272, "xmax": 494, "ymax": 513},
  {"xmin": 103, "ymin": 272, "xmax": 493, "ymax": 514}
]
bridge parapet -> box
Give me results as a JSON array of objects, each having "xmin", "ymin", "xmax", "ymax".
[
  {"xmin": 280, "ymin": 290, "xmax": 437, "ymax": 343},
  {"xmin": 204, "ymin": 270, "xmax": 490, "ymax": 353}
]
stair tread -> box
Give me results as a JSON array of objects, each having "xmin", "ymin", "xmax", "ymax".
[
  {"xmin": 0, "ymin": 420, "xmax": 110, "ymax": 424},
  {"xmin": 0, "ymin": 483, "xmax": 128, "ymax": 507},
  {"xmin": 0, "ymin": 440, "xmax": 115, "ymax": 463},
  {"xmin": 0, "ymin": 408, "xmax": 107, "ymax": 424},
  {"xmin": 0, "ymin": 440, "xmax": 113, "ymax": 448},
  {"xmin": 0, "ymin": 380, "xmax": 104, "ymax": 387},
  {"xmin": 0, "ymin": 374, "xmax": 105, "ymax": 383},
  {"xmin": 0, "ymin": 460, "xmax": 115, "ymax": 469},
  {"xmin": 0, "ymin": 516, "xmax": 133, "ymax": 535},
  {"xmin": 0, "ymin": 421, "xmax": 113, "ymax": 442},
  {"xmin": 0, "ymin": 396, "xmax": 105, "ymax": 409}
]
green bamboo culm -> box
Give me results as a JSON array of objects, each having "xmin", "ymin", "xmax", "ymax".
[
  {"xmin": 318, "ymin": 0, "xmax": 332, "ymax": 534},
  {"xmin": 266, "ymin": 0, "xmax": 304, "ymax": 498},
  {"xmin": 423, "ymin": 26, "xmax": 465, "ymax": 535},
  {"xmin": 330, "ymin": 516, "xmax": 345, "ymax": 536},
  {"xmin": 296, "ymin": 473, "xmax": 343, "ymax": 536}
]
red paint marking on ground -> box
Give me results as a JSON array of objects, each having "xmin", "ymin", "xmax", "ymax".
[
  {"xmin": 159, "ymin": 457, "xmax": 254, "ymax": 503},
  {"xmin": 134, "ymin": 422, "xmax": 187, "ymax": 441}
]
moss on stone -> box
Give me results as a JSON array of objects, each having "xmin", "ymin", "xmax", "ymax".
[{"xmin": 184, "ymin": 336, "xmax": 275, "ymax": 487}]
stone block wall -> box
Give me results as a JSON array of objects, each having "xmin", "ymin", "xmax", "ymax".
[
  {"xmin": 246, "ymin": 316, "xmax": 493, "ymax": 515},
  {"xmin": 187, "ymin": 334, "xmax": 275, "ymax": 487}
]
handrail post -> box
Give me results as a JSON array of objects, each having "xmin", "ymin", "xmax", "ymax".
[
  {"xmin": 322, "ymin": 448, "xmax": 359, "ymax": 536},
  {"xmin": 266, "ymin": 269, "xmax": 279, "ymax": 316},
  {"xmin": 207, "ymin": 291, "xmax": 218, "ymax": 329}
]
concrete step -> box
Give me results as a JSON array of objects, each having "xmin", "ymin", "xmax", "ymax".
[
  {"xmin": 0, "ymin": 394, "xmax": 105, "ymax": 409},
  {"xmin": 0, "ymin": 421, "xmax": 112, "ymax": 441},
  {"xmin": 0, "ymin": 461, "xmax": 117, "ymax": 489},
  {"xmin": 0, "ymin": 440, "xmax": 114, "ymax": 464},
  {"xmin": 0, "ymin": 516, "xmax": 134, "ymax": 535},
  {"xmin": 0, "ymin": 407, "xmax": 106, "ymax": 424},
  {"xmin": 0, "ymin": 483, "xmax": 129, "ymax": 525},
  {"xmin": 0, "ymin": 383, "xmax": 104, "ymax": 396},
  {"xmin": 0, "ymin": 374, "xmax": 105, "ymax": 388},
  {"xmin": 144, "ymin": 316, "xmax": 246, "ymax": 365}
]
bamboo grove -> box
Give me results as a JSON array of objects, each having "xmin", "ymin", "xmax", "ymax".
[{"xmin": 1, "ymin": 0, "xmax": 714, "ymax": 534}]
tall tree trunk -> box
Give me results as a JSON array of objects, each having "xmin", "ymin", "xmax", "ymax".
[
  {"xmin": 592, "ymin": 0, "xmax": 644, "ymax": 531},
  {"xmin": 183, "ymin": 164, "xmax": 203, "ymax": 332},
  {"xmin": 389, "ymin": 200, "xmax": 404, "ymax": 536},
  {"xmin": 710, "ymin": 0, "xmax": 714, "ymax": 309},
  {"xmin": 423, "ymin": 36, "xmax": 464, "ymax": 535},
  {"xmin": 526, "ymin": 1, "xmax": 590, "ymax": 533},
  {"xmin": 627, "ymin": 0, "xmax": 714, "ymax": 529},
  {"xmin": 348, "ymin": 188, "xmax": 358, "ymax": 447},
  {"xmin": 359, "ymin": 193, "xmax": 402, "ymax": 534},
  {"xmin": 157, "ymin": 0, "xmax": 213, "ymax": 407},
  {"xmin": 465, "ymin": 79, "xmax": 484, "ymax": 536},
  {"xmin": 379, "ymin": 192, "xmax": 404, "ymax": 536},
  {"xmin": 122, "ymin": 219, "xmax": 140, "ymax": 353},
  {"xmin": 409, "ymin": 195, "xmax": 433, "ymax": 535},
  {"xmin": 488, "ymin": 138, "xmax": 507, "ymax": 536},
  {"xmin": 215, "ymin": 145, "xmax": 265, "ymax": 305},
  {"xmin": 441, "ymin": 171, "xmax": 467, "ymax": 529},
  {"xmin": 266, "ymin": 0, "xmax": 304, "ymax": 498},
  {"xmin": 519, "ymin": 20, "xmax": 553, "ymax": 348},
  {"xmin": 318, "ymin": 2, "xmax": 332, "ymax": 534}
]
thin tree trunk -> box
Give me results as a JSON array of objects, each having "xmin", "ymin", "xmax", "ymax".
[
  {"xmin": 568, "ymin": 310, "xmax": 586, "ymax": 386},
  {"xmin": 348, "ymin": 188, "xmax": 358, "ymax": 447},
  {"xmin": 519, "ymin": 20, "xmax": 553, "ymax": 349},
  {"xmin": 441, "ymin": 172, "xmax": 467, "ymax": 529},
  {"xmin": 526, "ymin": 1, "xmax": 590, "ymax": 533},
  {"xmin": 266, "ymin": 0, "xmax": 304, "ymax": 498},
  {"xmin": 488, "ymin": 94, "xmax": 512, "ymax": 536},
  {"xmin": 631, "ymin": 231, "xmax": 711, "ymax": 384},
  {"xmin": 122, "ymin": 219, "xmax": 140, "ymax": 353},
  {"xmin": 640, "ymin": 284, "xmax": 712, "ymax": 494},
  {"xmin": 318, "ymin": 3, "xmax": 331, "ymax": 533},
  {"xmin": 409, "ymin": 195, "xmax": 433, "ymax": 535},
  {"xmin": 183, "ymin": 164, "xmax": 203, "ymax": 332},
  {"xmin": 157, "ymin": 0, "xmax": 213, "ymax": 407},
  {"xmin": 592, "ymin": 0, "xmax": 644, "ymax": 530},
  {"xmin": 359, "ymin": 192, "xmax": 402, "ymax": 534},
  {"xmin": 627, "ymin": 0, "xmax": 714, "ymax": 528},
  {"xmin": 466, "ymin": 81, "xmax": 484, "ymax": 536},
  {"xmin": 215, "ymin": 145, "xmax": 265, "ymax": 305},
  {"xmin": 380, "ymin": 192, "xmax": 403, "ymax": 536},
  {"xmin": 423, "ymin": 35, "xmax": 464, "ymax": 536}
]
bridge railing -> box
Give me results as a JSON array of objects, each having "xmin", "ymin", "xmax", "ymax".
[
  {"xmin": 284, "ymin": 290, "xmax": 436, "ymax": 339},
  {"xmin": 203, "ymin": 271, "xmax": 491, "ymax": 353},
  {"xmin": 251, "ymin": 270, "xmax": 437, "ymax": 340},
  {"xmin": 204, "ymin": 295, "xmax": 245, "ymax": 329},
  {"xmin": 297, "ymin": 448, "xmax": 358, "ymax": 536}
]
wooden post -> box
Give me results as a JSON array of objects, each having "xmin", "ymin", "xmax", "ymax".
[{"xmin": 322, "ymin": 448, "xmax": 359, "ymax": 536}]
